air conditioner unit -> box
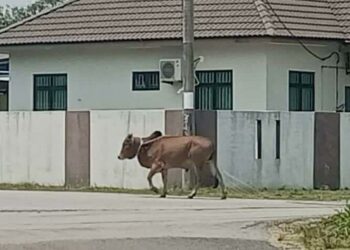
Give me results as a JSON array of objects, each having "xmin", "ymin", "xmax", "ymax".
[{"xmin": 159, "ymin": 59, "xmax": 182, "ymax": 83}]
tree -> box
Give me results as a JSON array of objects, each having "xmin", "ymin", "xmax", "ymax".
[{"xmin": 0, "ymin": 0, "xmax": 65, "ymax": 29}]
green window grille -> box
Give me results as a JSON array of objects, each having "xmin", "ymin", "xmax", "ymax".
[
  {"xmin": 346, "ymin": 87, "xmax": 350, "ymax": 112},
  {"xmin": 132, "ymin": 71, "xmax": 160, "ymax": 91},
  {"xmin": 34, "ymin": 74, "xmax": 67, "ymax": 111},
  {"xmin": 0, "ymin": 58, "xmax": 9, "ymax": 76},
  {"xmin": 289, "ymin": 71, "xmax": 314, "ymax": 111},
  {"xmin": 195, "ymin": 70, "xmax": 233, "ymax": 110},
  {"xmin": 0, "ymin": 81, "xmax": 8, "ymax": 111}
]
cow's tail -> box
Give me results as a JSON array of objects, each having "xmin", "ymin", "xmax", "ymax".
[
  {"xmin": 213, "ymin": 176, "xmax": 219, "ymax": 189},
  {"xmin": 208, "ymin": 152, "xmax": 220, "ymax": 189}
]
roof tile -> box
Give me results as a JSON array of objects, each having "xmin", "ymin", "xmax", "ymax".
[{"xmin": 0, "ymin": 0, "xmax": 348, "ymax": 45}]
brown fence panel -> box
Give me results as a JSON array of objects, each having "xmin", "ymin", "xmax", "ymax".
[
  {"xmin": 66, "ymin": 111, "xmax": 90, "ymax": 187},
  {"xmin": 195, "ymin": 110, "xmax": 217, "ymax": 187},
  {"xmin": 165, "ymin": 110, "xmax": 183, "ymax": 188},
  {"xmin": 314, "ymin": 113, "xmax": 340, "ymax": 190}
]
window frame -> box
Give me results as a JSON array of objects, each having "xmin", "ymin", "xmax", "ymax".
[
  {"xmin": 132, "ymin": 71, "xmax": 160, "ymax": 91},
  {"xmin": 195, "ymin": 69, "xmax": 233, "ymax": 110},
  {"xmin": 288, "ymin": 70, "xmax": 315, "ymax": 112},
  {"xmin": 33, "ymin": 73, "xmax": 68, "ymax": 111}
]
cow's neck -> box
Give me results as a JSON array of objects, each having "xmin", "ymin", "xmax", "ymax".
[
  {"xmin": 135, "ymin": 137, "xmax": 152, "ymax": 169},
  {"xmin": 137, "ymin": 138, "xmax": 143, "ymax": 154}
]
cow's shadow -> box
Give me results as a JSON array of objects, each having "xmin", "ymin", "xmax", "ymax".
[{"xmin": 139, "ymin": 195, "xmax": 225, "ymax": 201}]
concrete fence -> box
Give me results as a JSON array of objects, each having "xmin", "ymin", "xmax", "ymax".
[
  {"xmin": 0, "ymin": 112, "xmax": 65, "ymax": 185},
  {"xmin": 90, "ymin": 110, "xmax": 164, "ymax": 189},
  {"xmin": 0, "ymin": 110, "xmax": 349, "ymax": 189},
  {"xmin": 341, "ymin": 114, "xmax": 350, "ymax": 188},
  {"xmin": 217, "ymin": 112, "xmax": 314, "ymax": 189}
]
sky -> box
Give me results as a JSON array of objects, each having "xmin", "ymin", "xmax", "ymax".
[{"xmin": 0, "ymin": 0, "xmax": 35, "ymax": 7}]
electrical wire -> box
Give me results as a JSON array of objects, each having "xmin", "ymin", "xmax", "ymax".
[
  {"xmin": 263, "ymin": 0, "xmax": 345, "ymax": 110},
  {"xmin": 193, "ymin": 57, "xmax": 202, "ymax": 86},
  {"xmin": 263, "ymin": 0, "xmax": 340, "ymax": 63}
]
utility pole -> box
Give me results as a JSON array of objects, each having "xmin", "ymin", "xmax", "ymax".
[
  {"xmin": 182, "ymin": 0, "xmax": 195, "ymax": 136},
  {"xmin": 182, "ymin": 0, "xmax": 195, "ymax": 189}
]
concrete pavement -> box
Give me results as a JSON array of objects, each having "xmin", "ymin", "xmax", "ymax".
[{"xmin": 0, "ymin": 191, "xmax": 345, "ymax": 249}]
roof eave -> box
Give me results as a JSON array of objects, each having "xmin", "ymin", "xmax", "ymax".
[{"xmin": 0, "ymin": 35, "xmax": 345, "ymax": 48}]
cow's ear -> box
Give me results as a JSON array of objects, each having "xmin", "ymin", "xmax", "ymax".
[{"xmin": 153, "ymin": 131, "xmax": 162, "ymax": 137}]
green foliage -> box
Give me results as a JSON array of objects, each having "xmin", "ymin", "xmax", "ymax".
[
  {"xmin": 278, "ymin": 204, "xmax": 350, "ymax": 250},
  {"xmin": 0, "ymin": 0, "xmax": 65, "ymax": 29}
]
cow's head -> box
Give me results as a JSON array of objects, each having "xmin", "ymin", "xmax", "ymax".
[{"xmin": 118, "ymin": 134, "xmax": 140, "ymax": 160}]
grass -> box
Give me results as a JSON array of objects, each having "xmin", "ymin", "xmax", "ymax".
[
  {"xmin": 0, "ymin": 183, "xmax": 349, "ymax": 201},
  {"xmin": 273, "ymin": 204, "xmax": 350, "ymax": 250}
]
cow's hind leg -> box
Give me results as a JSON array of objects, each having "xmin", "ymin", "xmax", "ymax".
[
  {"xmin": 188, "ymin": 164, "xmax": 200, "ymax": 199},
  {"xmin": 160, "ymin": 169, "xmax": 168, "ymax": 198},
  {"xmin": 209, "ymin": 161, "xmax": 227, "ymax": 200},
  {"xmin": 148, "ymin": 164, "xmax": 160, "ymax": 194}
]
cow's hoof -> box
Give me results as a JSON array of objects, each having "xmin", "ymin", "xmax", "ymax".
[
  {"xmin": 221, "ymin": 195, "xmax": 227, "ymax": 200},
  {"xmin": 187, "ymin": 193, "xmax": 196, "ymax": 199},
  {"xmin": 151, "ymin": 187, "xmax": 159, "ymax": 194}
]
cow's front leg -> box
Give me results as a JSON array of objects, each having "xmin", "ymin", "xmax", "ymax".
[
  {"xmin": 148, "ymin": 164, "xmax": 160, "ymax": 194},
  {"xmin": 188, "ymin": 164, "xmax": 200, "ymax": 199},
  {"xmin": 160, "ymin": 169, "xmax": 168, "ymax": 198}
]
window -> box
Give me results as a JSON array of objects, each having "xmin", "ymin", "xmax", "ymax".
[
  {"xmin": 276, "ymin": 120, "xmax": 280, "ymax": 159},
  {"xmin": 34, "ymin": 74, "xmax": 67, "ymax": 111},
  {"xmin": 346, "ymin": 87, "xmax": 350, "ymax": 112},
  {"xmin": 132, "ymin": 71, "xmax": 160, "ymax": 91},
  {"xmin": 289, "ymin": 71, "xmax": 314, "ymax": 111},
  {"xmin": 195, "ymin": 70, "xmax": 233, "ymax": 110},
  {"xmin": 0, "ymin": 81, "xmax": 8, "ymax": 111},
  {"xmin": 0, "ymin": 58, "xmax": 9, "ymax": 76},
  {"xmin": 256, "ymin": 120, "xmax": 262, "ymax": 159}
]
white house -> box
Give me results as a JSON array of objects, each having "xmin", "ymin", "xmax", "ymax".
[{"xmin": 0, "ymin": 0, "xmax": 349, "ymax": 112}]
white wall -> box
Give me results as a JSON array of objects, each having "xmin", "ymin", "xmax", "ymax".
[
  {"xmin": 217, "ymin": 111, "xmax": 314, "ymax": 188},
  {"xmin": 0, "ymin": 112, "xmax": 65, "ymax": 185},
  {"xmin": 90, "ymin": 110, "xmax": 165, "ymax": 189},
  {"xmin": 195, "ymin": 40, "xmax": 267, "ymax": 110},
  {"xmin": 9, "ymin": 42, "xmax": 182, "ymax": 111},
  {"xmin": 340, "ymin": 113, "xmax": 350, "ymax": 188},
  {"xmin": 266, "ymin": 41, "xmax": 350, "ymax": 111},
  {"xmin": 5, "ymin": 38, "xmax": 349, "ymax": 112},
  {"xmin": 7, "ymin": 39, "xmax": 268, "ymax": 112}
]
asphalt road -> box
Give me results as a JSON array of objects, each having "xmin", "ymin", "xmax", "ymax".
[
  {"xmin": 0, "ymin": 238, "xmax": 277, "ymax": 250},
  {"xmin": 0, "ymin": 191, "xmax": 345, "ymax": 250}
]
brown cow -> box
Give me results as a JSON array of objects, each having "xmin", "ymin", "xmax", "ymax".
[{"xmin": 118, "ymin": 131, "xmax": 227, "ymax": 199}]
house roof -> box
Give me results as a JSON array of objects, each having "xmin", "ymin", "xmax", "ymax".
[
  {"xmin": 328, "ymin": 0, "xmax": 350, "ymax": 42},
  {"xmin": 0, "ymin": 0, "xmax": 349, "ymax": 46}
]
